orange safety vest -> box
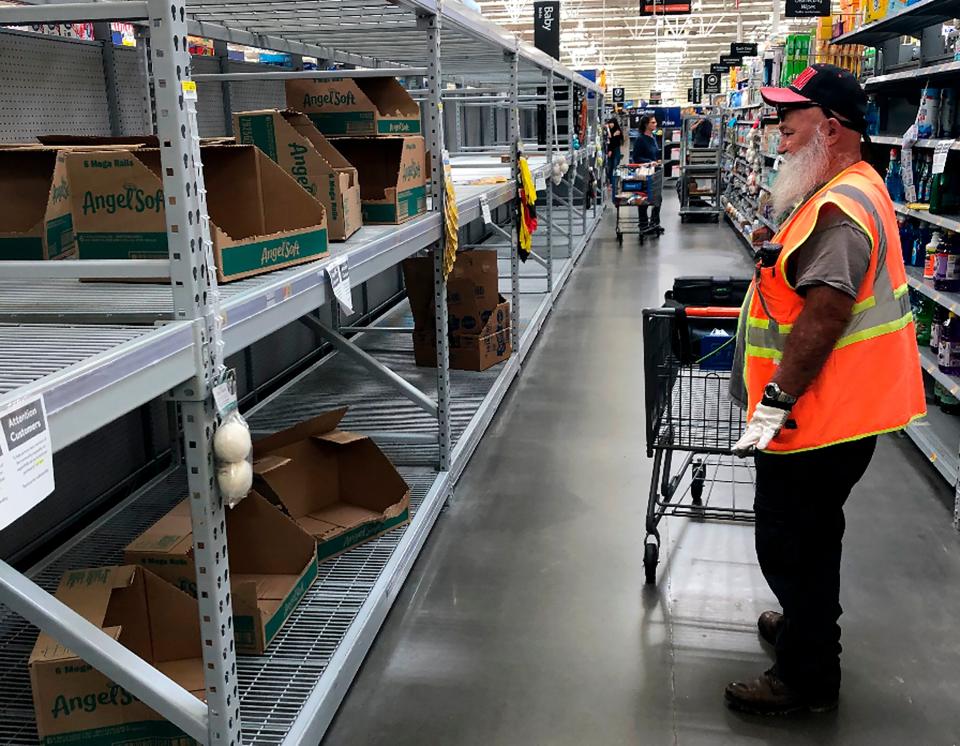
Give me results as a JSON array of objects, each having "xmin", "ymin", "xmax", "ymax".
[{"xmin": 741, "ymin": 160, "xmax": 926, "ymax": 453}]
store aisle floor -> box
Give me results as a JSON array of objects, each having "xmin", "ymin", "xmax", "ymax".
[{"xmin": 323, "ymin": 193, "xmax": 960, "ymax": 745}]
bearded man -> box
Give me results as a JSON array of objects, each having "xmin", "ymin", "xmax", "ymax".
[{"xmin": 725, "ymin": 65, "xmax": 925, "ymax": 715}]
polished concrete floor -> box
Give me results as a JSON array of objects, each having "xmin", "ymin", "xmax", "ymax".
[{"xmin": 323, "ymin": 192, "xmax": 960, "ymax": 745}]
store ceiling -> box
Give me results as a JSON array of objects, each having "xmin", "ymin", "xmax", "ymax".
[{"xmin": 477, "ymin": 0, "xmax": 831, "ymax": 102}]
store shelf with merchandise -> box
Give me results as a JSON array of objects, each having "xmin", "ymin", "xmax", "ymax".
[
  {"xmin": 0, "ymin": 1, "xmax": 605, "ymax": 745},
  {"xmin": 832, "ymin": 0, "xmax": 960, "ymax": 47}
]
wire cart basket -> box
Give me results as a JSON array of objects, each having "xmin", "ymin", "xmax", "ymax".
[
  {"xmin": 614, "ymin": 163, "xmax": 664, "ymax": 245},
  {"xmin": 641, "ymin": 305, "xmax": 754, "ymax": 585}
]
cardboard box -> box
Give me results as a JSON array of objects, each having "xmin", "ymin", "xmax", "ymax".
[
  {"xmin": 412, "ymin": 297, "xmax": 512, "ymax": 371},
  {"xmin": 29, "ymin": 566, "xmax": 203, "ymax": 745},
  {"xmin": 0, "ymin": 148, "xmax": 61, "ymax": 259},
  {"xmin": 6, "ymin": 144, "xmax": 329, "ymax": 281},
  {"xmin": 252, "ymin": 407, "xmax": 411, "ymax": 561},
  {"xmin": 124, "ymin": 491, "xmax": 319, "ymax": 655},
  {"xmin": 137, "ymin": 144, "xmax": 329, "ymax": 282},
  {"xmin": 331, "ymin": 136, "xmax": 427, "ymax": 224},
  {"xmin": 402, "ymin": 250, "xmax": 513, "ymax": 371},
  {"xmin": 234, "ymin": 109, "xmax": 362, "ymax": 241},
  {"xmin": 403, "ymin": 249, "xmax": 501, "ymax": 334},
  {"xmin": 285, "ymin": 76, "xmax": 421, "ymax": 137}
]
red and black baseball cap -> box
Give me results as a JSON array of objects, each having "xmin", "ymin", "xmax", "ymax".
[{"xmin": 760, "ymin": 63, "xmax": 868, "ymax": 135}]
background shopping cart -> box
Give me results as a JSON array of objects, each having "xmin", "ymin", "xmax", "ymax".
[{"xmin": 614, "ymin": 163, "xmax": 663, "ymax": 245}]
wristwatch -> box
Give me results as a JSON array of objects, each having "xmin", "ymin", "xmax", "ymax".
[{"xmin": 762, "ymin": 382, "xmax": 798, "ymax": 409}]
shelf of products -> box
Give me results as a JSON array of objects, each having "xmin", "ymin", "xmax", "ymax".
[
  {"xmin": 866, "ymin": 60, "xmax": 960, "ymax": 89},
  {"xmin": 872, "ymin": 135, "xmax": 960, "ymax": 151},
  {"xmin": 832, "ymin": 0, "xmax": 960, "ymax": 47}
]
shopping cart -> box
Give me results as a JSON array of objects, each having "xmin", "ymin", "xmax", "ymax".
[
  {"xmin": 641, "ymin": 305, "xmax": 754, "ymax": 585},
  {"xmin": 614, "ymin": 163, "xmax": 664, "ymax": 246}
]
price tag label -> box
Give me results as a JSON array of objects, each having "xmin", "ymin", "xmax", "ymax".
[
  {"xmin": 535, "ymin": 172, "xmax": 547, "ymax": 192},
  {"xmin": 933, "ymin": 139, "xmax": 955, "ymax": 175},
  {"xmin": 327, "ymin": 256, "xmax": 354, "ymax": 313},
  {"xmin": 0, "ymin": 396, "xmax": 55, "ymax": 531},
  {"xmin": 479, "ymin": 195, "xmax": 492, "ymax": 225},
  {"xmin": 212, "ymin": 380, "xmax": 238, "ymax": 417},
  {"xmin": 181, "ymin": 80, "xmax": 198, "ymax": 101}
]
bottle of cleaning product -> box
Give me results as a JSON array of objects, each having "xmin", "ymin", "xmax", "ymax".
[
  {"xmin": 899, "ymin": 217, "xmax": 915, "ymax": 265},
  {"xmin": 932, "ymin": 305, "xmax": 946, "ymax": 351},
  {"xmin": 913, "ymin": 224, "xmax": 930, "ymax": 267},
  {"xmin": 918, "ymin": 87, "xmax": 941, "ymax": 138},
  {"xmin": 936, "ymin": 232, "xmax": 960, "ymax": 292},
  {"xmin": 914, "ymin": 295, "xmax": 934, "ymax": 345},
  {"xmin": 935, "ymin": 381, "xmax": 960, "ymax": 414},
  {"xmin": 941, "ymin": 88, "xmax": 957, "ymax": 139},
  {"xmin": 925, "ymin": 229, "xmax": 941, "ymax": 279},
  {"xmin": 939, "ymin": 312, "xmax": 960, "ymax": 375},
  {"xmin": 866, "ymin": 95, "xmax": 881, "ymax": 136},
  {"xmin": 885, "ymin": 148, "xmax": 904, "ymax": 202}
]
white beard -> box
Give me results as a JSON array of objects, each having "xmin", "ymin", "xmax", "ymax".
[{"xmin": 771, "ymin": 128, "xmax": 831, "ymax": 217}]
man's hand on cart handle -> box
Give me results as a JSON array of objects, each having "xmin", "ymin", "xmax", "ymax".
[{"xmin": 732, "ymin": 403, "xmax": 791, "ymax": 456}]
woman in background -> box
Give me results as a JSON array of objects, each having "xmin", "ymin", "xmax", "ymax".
[
  {"xmin": 605, "ymin": 117, "xmax": 624, "ymax": 194},
  {"xmin": 631, "ymin": 114, "xmax": 660, "ymax": 227}
]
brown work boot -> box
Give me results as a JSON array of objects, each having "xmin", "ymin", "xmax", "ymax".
[
  {"xmin": 725, "ymin": 668, "xmax": 839, "ymax": 716},
  {"xmin": 758, "ymin": 610, "xmax": 784, "ymax": 646}
]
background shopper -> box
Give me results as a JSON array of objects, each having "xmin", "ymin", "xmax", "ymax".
[{"xmin": 631, "ymin": 114, "xmax": 661, "ymax": 226}]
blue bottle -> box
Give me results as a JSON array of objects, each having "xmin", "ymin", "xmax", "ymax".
[{"xmin": 885, "ymin": 149, "xmax": 904, "ymax": 203}]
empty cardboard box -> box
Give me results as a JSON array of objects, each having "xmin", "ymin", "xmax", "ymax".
[
  {"xmin": 412, "ymin": 296, "xmax": 512, "ymax": 371},
  {"xmin": 332, "ymin": 136, "xmax": 427, "ymax": 224},
  {"xmin": 124, "ymin": 491, "xmax": 319, "ymax": 655},
  {"xmin": 252, "ymin": 407, "xmax": 411, "ymax": 561},
  {"xmin": 0, "ymin": 148, "xmax": 62, "ymax": 259},
  {"xmin": 285, "ymin": 76, "xmax": 421, "ymax": 137},
  {"xmin": 234, "ymin": 109, "xmax": 362, "ymax": 241},
  {"xmin": 29, "ymin": 565, "xmax": 203, "ymax": 745},
  {"xmin": 138, "ymin": 144, "xmax": 329, "ymax": 281},
  {"xmin": 403, "ymin": 250, "xmax": 513, "ymax": 371}
]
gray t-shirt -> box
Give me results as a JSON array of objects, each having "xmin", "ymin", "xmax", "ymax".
[{"xmin": 729, "ymin": 205, "xmax": 872, "ymax": 407}]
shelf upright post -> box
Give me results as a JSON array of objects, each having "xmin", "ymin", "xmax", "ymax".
[
  {"xmin": 567, "ymin": 80, "xmax": 574, "ymax": 259},
  {"xmin": 419, "ymin": 6, "xmax": 452, "ymax": 471},
  {"xmin": 508, "ymin": 50, "xmax": 520, "ymax": 354},
  {"xmin": 455, "ymin": 88, "xmax": 463, "ymax": 151},
  {"xmin": 145, "ymin": 0, "xmax": 241, "ymax": 741},
  {"xmin": 92, "ymin": 22, "xmax": 122, "ymax": 136},
  {"xmin": 213, "ymin": 39, "xmax": 235, "ymax": 136},
  {"xmin": 545, "ymin": 71, "xmax": 555, "ymax": 293}
]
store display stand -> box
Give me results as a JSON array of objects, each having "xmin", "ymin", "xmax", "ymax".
[{"xmin": 679, "ymin": 114, "xmax": 722, "ymax": 222}]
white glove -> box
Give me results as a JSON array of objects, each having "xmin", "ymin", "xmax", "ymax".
[{"xmin": 732, "ymin": 402, "xmax": 791, "ymax": 456}]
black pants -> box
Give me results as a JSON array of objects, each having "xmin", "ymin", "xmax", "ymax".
[
  {"xmin": 754, "ymin": 435, "xmax": 877, "ymax": 698},
  {"xmin": 638, "ymin": 204, "xmax": 660, "ymax": 226}
]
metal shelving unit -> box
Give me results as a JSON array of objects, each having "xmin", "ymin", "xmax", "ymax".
[{"xmin": 0, "ymin": 1, "xmax": 604, "ymax": 743}]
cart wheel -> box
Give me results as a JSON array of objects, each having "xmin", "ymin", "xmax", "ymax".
[
  {"xmin": 691, "ymin": 460, "xmax": 707, "ymax": 506},
  {"xmin": 643, "ymin": 542, "xmax": 659, "ymax": 585}
]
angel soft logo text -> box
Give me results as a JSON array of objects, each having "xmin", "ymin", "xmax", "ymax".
[
  {"xmin": 303, "ymin": 91, "xmax": 357, "ymax": 107},
  {"xmin": 261, "ymin": 241, "xmax": 302, "ymax": 264},
  {"xmin": 82, "ymin": 185, "xmax": 164, "ymax": 215}
]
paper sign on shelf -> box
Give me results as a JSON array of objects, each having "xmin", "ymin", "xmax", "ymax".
[
  {"xmin": 327, "ymin": 257, "xmax": 354, "ymax": 314},
  {"xmin": 933, "ymin": 139, "xmax": 955, "ymax": 175},
  {"xmin": 0, "ymin": 396, "xmax": 55, "ymax": 532},
  {"xmin": 181, "ymin": 80, "xmax": 198, "ymax": 101},
  {"xmin": 902, "ymin": 124, "xmax": 918, "ymax": 204},
  {"xmin": 479, "ymin": 194, "xmax": 492, "ymax": 225},
  {"xmin": 535, "ymin": 173, "xmax": 547, "ymax": 192}
]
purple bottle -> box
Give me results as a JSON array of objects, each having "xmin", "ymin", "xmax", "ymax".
[{"xmin": 938, "ymin": 312, "xmax": 960, "ymax": 375}]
